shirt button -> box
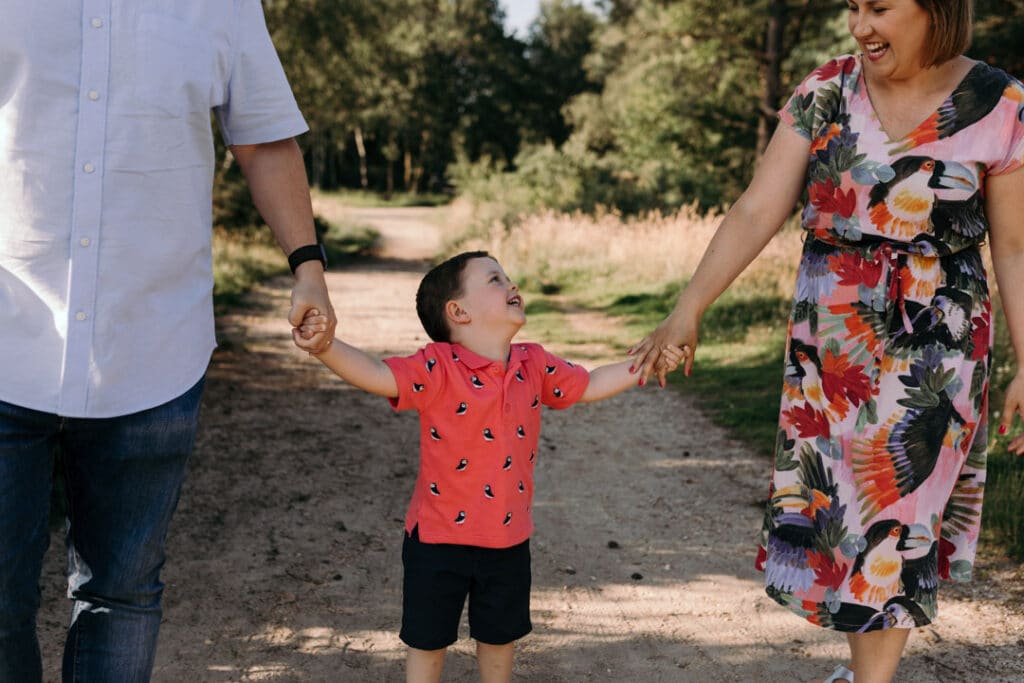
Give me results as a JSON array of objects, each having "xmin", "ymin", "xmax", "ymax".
[
  {"xmin": 75, "ymin": 311, "xmax": 87, "ymax": 321},
  {"xmin": 91, "ymin": 17, "xmax": 103, "ymax": 28},
  {"xmin": 83, "ymin": 162, "xmax": 95, "ymax": 174},
  {"xmin": 87, "ymin": 90, "xmax": 100, "ymax": 101},
  {"xmin": 79, "ymin": 237, "xmax": 91, "ymax": 247}
]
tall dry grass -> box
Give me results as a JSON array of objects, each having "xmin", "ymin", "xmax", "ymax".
[{"xmin": 447, "ymin": 200, "xmax": 804, "ymax": 299}]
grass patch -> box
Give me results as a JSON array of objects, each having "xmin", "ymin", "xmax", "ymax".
[
  {"xmin": 323, "ymin": 189, "xmax": 450, "ymax": 208},
  {"xmin": 317, "ymin": 217, "xmax": 379, "ymax": 266},
  {"xmin": 212, "ymin": 229, "xmax": 287, "ymax": 311},
  {"xmin": 983, "ymin": 298, "xmax": 1024, "ymax": 560},
  {"xmin": 665, "ymin": 291, "xmax": 789, "ymax": 456},
  {"xmin": 212, "ymin": 217, "xmax": 379, "ymax": 312},
  {"xmin": 983, "ymin": 450, "xmax": 1024, "ymax": 558}
]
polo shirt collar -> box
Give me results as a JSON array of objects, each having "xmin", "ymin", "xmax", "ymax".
[{"xmin": 451, "ymin": 343, "xmax": 529, "ymax": 370}]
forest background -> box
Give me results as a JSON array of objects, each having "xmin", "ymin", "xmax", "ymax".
[{"xmin": 213, "ymin": 0, "xmax": 1024, "ymax": 559}]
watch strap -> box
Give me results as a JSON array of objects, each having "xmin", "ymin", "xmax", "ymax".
[{"xmin": 287, "ymin": 243, "xmax": 327, "ymax": 274}]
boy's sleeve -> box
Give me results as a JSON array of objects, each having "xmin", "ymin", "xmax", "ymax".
[
  {"xmin": 538, "ymin": 347, "xmax": 590, "ymax": 410},
  {"xmin": 383, "ymin": 347, "xmax": 443, "ymax": 412}
]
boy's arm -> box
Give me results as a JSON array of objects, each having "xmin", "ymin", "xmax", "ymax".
[
  {"xmin": 577, "ymin": 344, "xmax": 684, "ymax": 403},
  {"xmin": 309, "ymin": 338, "xmax": 400, "ymax": 398},
  {"xmin": 578, "ymin": 360, "xmax": 640, "ymax": 403}
]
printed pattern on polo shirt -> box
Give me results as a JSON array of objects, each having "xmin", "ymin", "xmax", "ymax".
[{"xmin": 385, "ymin": 342, "xmax": 589, "ymax": 548}]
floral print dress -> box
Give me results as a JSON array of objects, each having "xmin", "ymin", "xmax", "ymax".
[{"xmin": 755, "ymin": 55, "xmax": 1024, "ymax": 632}]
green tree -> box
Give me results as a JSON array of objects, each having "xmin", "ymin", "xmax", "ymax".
[
  {"xmin": 523, "ymin": 1, "xmax": 601, "ymax": 146},
  {"xmin": 972, "ymin": 0, "xmax": 1024, "ymax": 76}
]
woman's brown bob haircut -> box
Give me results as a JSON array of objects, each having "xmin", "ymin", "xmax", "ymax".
[{"xmin": 915, "ymin": 0, "xmax": 973, "ymax": 67}]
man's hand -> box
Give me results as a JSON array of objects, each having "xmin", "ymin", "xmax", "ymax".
[{"xmin": 289, "ymin": 261, "xmax": 336, "ymax": 354}]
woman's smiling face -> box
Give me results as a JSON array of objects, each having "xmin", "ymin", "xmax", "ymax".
[{"xmin": 847, "ymin": 0, "xmax": 932, "ymax": 80}]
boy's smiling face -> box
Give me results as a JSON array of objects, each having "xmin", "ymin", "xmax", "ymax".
[{"xmin": 451, "ymin": 257, "xmax": 525, "ymax": 336}]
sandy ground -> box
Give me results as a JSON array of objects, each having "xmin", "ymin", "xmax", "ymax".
[{"xmin": 37, "ymin": 200, "xmax": 1024, "ymax": 682}]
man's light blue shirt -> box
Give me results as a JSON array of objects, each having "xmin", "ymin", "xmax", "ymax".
[{"xmin": 0, "ymin": 1, "xmax": 308, "ymax": 417}]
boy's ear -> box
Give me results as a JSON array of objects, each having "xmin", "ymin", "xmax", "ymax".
[{"xmin": 445, "ymin": 300, "xmax": 471, "ymax": 326}]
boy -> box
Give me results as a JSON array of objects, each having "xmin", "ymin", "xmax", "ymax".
[{"xmin": 297, "ymin": 251, "xmax": 683, "ymax": 683}]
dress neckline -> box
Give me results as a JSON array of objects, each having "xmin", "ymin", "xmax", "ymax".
[{"xmin": 855, "ymin": 55, "xmax": 982, "ymax": 144}]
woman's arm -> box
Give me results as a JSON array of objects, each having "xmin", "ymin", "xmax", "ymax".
[
  {"xmin": 985, "ymin": 165, "xmax": 1024, "ymax": 454},
  {"xmin": 629, "ymin": 124, "xmax": 811, "ymax": 383}
]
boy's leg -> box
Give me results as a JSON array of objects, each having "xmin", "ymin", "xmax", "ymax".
[
  {"xmin": 476, "ymin": 641, "xmax": 514, "ymax": 683},
  {"xmin": 467, "ymin": 539, "xmax": 531, "ymax": 682},
  {"xmin": 400, "ymin": 529, "xmax": 471, "ymax": 680},
  {"xmin": 406, "ymin": 646, "xmax": 446, "ymax": 683}
]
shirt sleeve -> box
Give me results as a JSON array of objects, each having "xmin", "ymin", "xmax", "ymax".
[
  {"xmin": 989, "ymin": 79, "xmax": 1024, "ymax": 176},
  {"xmin": 384, "ymin": 346, "xmax": 444, "ymax": 412},
  {"xmin": 778, "ymin": 56, "xmax": 857, "ymax": 140},
  {"xmin": 538, "ymin": 347, "xmax": 590, "ymax": 410},
  {"xmin": 214, "ymin": 0, "xmax": 308, "ymax": 146}
]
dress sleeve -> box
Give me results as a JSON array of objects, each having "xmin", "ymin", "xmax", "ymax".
[
  {"xmin": 214, "ymin": 0, "xmax": 308, "ymax": 146},
  {"xmin": 989, "ymin": 79, "xmax": 1024, "ymax": 176},
  {"xmin": 778, "ymin": 56, "xmax": 858, "ymax": 140},
  {"xmin": 384, "ymin": 346, "xmax": 443, "ymax": 412},
  {"xmin": 538, "ymin": 347, "xmax": 590, "ymax": 410}
]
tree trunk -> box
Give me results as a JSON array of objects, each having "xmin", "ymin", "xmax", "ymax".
[
  {"xmin": 404, "ymin": 149, "xmax": 413, "ymax": 191},
  {"xmin": 758, "ymin": 0, "xmax": 787, "ymax": 161},
  {"xmin": 354, "ymin": 126, "xmax": 369, "ymax": 189}
]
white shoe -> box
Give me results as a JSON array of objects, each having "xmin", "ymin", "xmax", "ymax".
[{"xmin": 824, "ymin": 664, "xmax": 854, "ymax": 683}]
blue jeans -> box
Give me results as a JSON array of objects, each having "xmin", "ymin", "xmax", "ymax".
[{"xmin": 0, "ymin": 378, "xmax": 205, "ymax": 682}]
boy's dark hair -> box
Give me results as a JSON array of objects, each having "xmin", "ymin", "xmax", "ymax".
[{"xmin": 416, "ymin": 250, "xmax": 491, "ymax": 343}]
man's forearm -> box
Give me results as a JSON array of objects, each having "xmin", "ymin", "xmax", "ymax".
[{"xmin": 231, "ymin": 137, "xmax": 317, "ymax": 254}]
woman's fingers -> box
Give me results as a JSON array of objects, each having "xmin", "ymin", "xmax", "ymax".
[
  {"xmin": 628, "ymin": 337, "xmax": 656, "ymax": 375},
  {"xmin": 998, "ymin": 380, "xmax": 1024, "ymax": 456}
]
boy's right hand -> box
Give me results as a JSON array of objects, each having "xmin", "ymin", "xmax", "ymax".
[{"xmin": 295, "ymin": 308, "xmax": 330, "ymax": 341}]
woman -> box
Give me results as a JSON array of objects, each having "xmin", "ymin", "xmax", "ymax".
[{"xmin": 629, "ymin": 2, "xmax": 1024, "ymax": 682}]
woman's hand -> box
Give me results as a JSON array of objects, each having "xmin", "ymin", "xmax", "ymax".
[
  {"xmin": 628, "ymin": 307, "xmax": 699, "ymax": 386},
  {"xmin": 998, "ymin": 371, "xmax": 1024, "ymax": 455}
]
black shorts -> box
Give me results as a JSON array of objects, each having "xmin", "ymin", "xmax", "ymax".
[{"xmin": 399, "ymin": 527, "xmax": 532, "ymax": 650}]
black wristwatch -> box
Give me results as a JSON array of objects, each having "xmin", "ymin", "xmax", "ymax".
[{"xmin": 287, "ymin": 243, "xmax": 328, "ymax": 274}]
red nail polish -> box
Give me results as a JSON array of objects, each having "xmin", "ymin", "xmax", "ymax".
[
  {"xmin": 638, "ymin": 378, "xmax": 646, "ymax": 387},
  {"xmin": 629, "ymin": 365, "xmax": 635, "ymax": 374},
  {"xmin": 999, "ymin": 424, "xmax": 1008, "ymax": 435}
]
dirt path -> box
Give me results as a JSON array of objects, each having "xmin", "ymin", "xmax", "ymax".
[{"xmin": 38, "ymin": 201, "xmax": 1024, "ymax": 681}]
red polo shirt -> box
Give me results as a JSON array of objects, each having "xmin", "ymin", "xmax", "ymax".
[{"xmin": 384, "ymin": 342, "xmax": 590, "ymax": 548}]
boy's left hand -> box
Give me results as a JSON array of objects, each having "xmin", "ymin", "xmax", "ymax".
[{"xmin": 655, "ymin": 344, "xmax": 688, "ymax": 387}]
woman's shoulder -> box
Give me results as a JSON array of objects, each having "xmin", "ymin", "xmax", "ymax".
[
  {"xmin": 807, "ymin": 55, "xmax": 859, "ymax": 81},
  {"xmin": 966, "ymin": 60, "xmax": 1024, "ymax": 102},
  {"xmin": 786, "ymin": 55, "xmax": 860, "ymax": 102}
]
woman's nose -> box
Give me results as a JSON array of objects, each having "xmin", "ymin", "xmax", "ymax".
[{"xmin": 850, "ymin": 14, "xmax": 871, "ymax": 37}]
